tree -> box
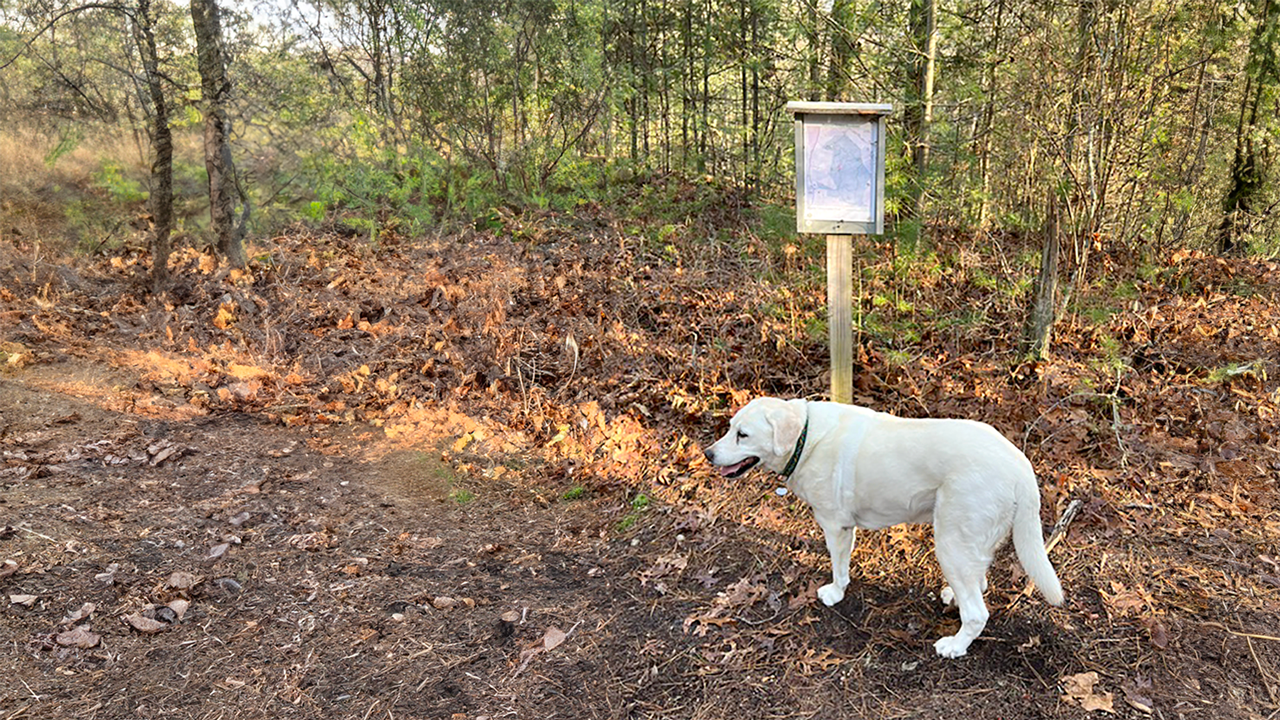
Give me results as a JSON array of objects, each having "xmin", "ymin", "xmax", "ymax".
[
  {"xmin": 190, "ymin": 0, "xmax": 248, "ymax": 268},
  {"xmin": 133, "ymin": 0, "xmax": 174, "ymax": 291},
  {"xmin": 1218, "ymin": 0, "xmax": 1280, "ymax": 255},
  {"xmin": 904, "ymin": 0, "xmax": 936, "ymax": 224}
]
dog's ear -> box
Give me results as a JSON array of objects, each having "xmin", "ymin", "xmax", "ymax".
[{"xmin": 766, "ymin": 402, "xmax": 805, "ymax": 459}]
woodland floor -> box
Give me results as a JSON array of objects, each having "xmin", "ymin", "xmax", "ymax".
[{"xmin": 1, "ymin": 203, "xmax": 1279, "ymax": 719}]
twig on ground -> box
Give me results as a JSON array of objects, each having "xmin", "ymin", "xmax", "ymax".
[
  {"xmin": 15, "ymin": 525, "xmax": 58, "ymax": 544},
  {"xmin": 1045, "ymin": 498, "xmax": 1083, "ymax": 555},
  {"xmin": 1006, "ymin": 498, "xmax": 1081, "ymax": 610}
]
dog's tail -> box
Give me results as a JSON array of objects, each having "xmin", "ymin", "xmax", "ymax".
[{"xmin": 1011, "ymin": 474, "xmax": 1064, "ymax": 606}]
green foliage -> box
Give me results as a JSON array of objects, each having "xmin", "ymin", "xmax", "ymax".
[
  {"xmin": 44, "ymin": 128, "xmax": 83, "ymax": 167},
  {"xmin": 93, "ymin": 161, "xmax": 146, "ymax": 204},
  {"xmin": 562, "ymin": 485, "xmax": 587, "ymax": 501},
  {"xmin": 616, "ymin": 492, "xmax": 651, "ymax": 531}
]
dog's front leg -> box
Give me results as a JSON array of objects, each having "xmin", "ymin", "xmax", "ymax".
[{"xmin": 816, "ymin": 519, "xmax": 855, "ymax": 606}]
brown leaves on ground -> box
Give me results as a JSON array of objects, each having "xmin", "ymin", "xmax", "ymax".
[
  {"xmin": 1062, "ymin": 671, "xmax": 1116, "ymax": 713},
  {"xmin": 1, "ymin": 212, "xmax": 1278, "ymax": 719}
]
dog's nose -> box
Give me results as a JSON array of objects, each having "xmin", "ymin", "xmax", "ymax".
[{"xmin": 703, "ymin": 448, "xmax": 715, "ymax": 463}]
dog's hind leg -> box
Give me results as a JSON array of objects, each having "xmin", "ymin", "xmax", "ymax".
[
  {"xmin": 817, "ymin": 521, "xmax": 855, "ymax": 606},
  {"xmin": 932, "ymin": 559, "xmax": 989, "ymax": 657},
  {"xmin": 931, "ymin": 512, "xmax": 994, "ymax": 658},
  {"xmin": 940, "ymin": 575, "xmax": 987, "ymax": 606}
]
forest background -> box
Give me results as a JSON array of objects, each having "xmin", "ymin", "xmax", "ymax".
[{"xmin": 2, "ymin": 0, "xmax": 1279, "ymax": 269}]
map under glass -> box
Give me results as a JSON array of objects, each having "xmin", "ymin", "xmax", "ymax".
[{"xmin": 803, "ymin": 116, "xmax": 877, "ymax": 224}]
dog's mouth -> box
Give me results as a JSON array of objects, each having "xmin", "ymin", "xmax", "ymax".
[{"xmin": 716, "ymin": 456, "xmax": 760, "ymax": 478}]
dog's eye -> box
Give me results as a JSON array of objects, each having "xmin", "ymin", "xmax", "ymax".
[{"xmin": 736, "ymin": 430, "xmax": 748, "ymax": 440}]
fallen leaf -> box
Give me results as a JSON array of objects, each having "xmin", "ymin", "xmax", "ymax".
[
  {"xmin": 166, "ymin": 571, "xmax": 201, "ymax": 590},
  {"xmin": 1144, "ymin": 618, "xmax": 1169, "ymax": 649},
  {"xmin": 168, "ymin": 599, "xmax": 190, "ymax": 620},
  {"xmin": 56, "ymin": 625, "xmax": 101, "ymax": 648},
  {"xmin": 150, "ymin": 445, "xmax": 181, "ymax": 467},
  {"xmin": 286, "ymin": 532, "xmax": 332, "ymax": 551},
  {"xmin": 122, "ymin": 613, "xmax": 168, "ymax": 634},
  {"xmin": 500, "ymin": 610, "xmax": 521, "ymax": 623},
  {"xmin": 61, "ymin": 602, "xmax": 96, "ymax": 625},
  {"xmin": 207, "ymin": 543, "xmax": 230, "ymax": 560},
  {"xmin": 9, "ymin": 594, "xmax": 37, "ymax": 607},
  {"xmin": 96, "ymin": 563, "xmax": 120, "ymax": 584},
  {"xmin": 0, "ymin": 559, "xmax": 18, "ymax": 578},
  {"xmin": 543, "ymin": 626, "xmax": 567, "ymax": 651},
  {"xmin": 1062, "ymin": 671, "xmax": 1116, "ymax": 713},
  {"xmin": 1121, "ymin": 676, "xmax": 1155, "ymax": 714},
  {"xmin": 432, "ymin": 596, "xmax": 459, "ymax": 610},
  {"xmin": 639, "ymin": 553, "xmax": 688, "ymax": 586},
  {"xmin": 213, "ymin": 303, "xmax": 236, "ymax": 330},
  {"xmin": 1102, "ymin": 581, "xmax": 1147, "ymax": 617}
]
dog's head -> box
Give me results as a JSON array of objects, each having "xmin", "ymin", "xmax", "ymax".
[{"xmin": 703, "ymin": 397, "xmax": 807, "ymax": 478}]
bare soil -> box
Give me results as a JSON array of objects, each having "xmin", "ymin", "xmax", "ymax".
[{"xmin": 1, "ymin": 211, "xmax": 1278, "ymax": 719}]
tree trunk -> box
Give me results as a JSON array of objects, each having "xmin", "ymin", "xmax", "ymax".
[
  {"xmin": 824, "ymin": 0, "xmax": 853, "ymax": 101},
  {"xmin": 134, "ymin": 0, "xmax": 173, "ymax": 292},
  {"xmin": 1026, "ymin": 191, "xmax": 1061, "ymax": 359},
  {"xmin": 1217, "ymin": 0, "xmax": 1279, "ymax": 256},
  {"xmin": 190, "ymin": 0, "xmax": 248, "ymax": 268},
  {"xmin": 905, "ymin": 0, "xmax": 937, "ymax": 222},
  {"xmin": 976, "ymin": 0, "xmax": 1006, "ymax": 228}
]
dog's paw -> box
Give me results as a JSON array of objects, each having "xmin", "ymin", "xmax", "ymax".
[
  {"xmin": 933, "ymin": 635, "xmax": 971, "ymax": 659},
  {"xmin": 817, "ymin": 583, "xmax": 846, "ymax": 607},
  {"xmin": 939, "ymin": 586, "xmax": 955, "ymax": 606}
]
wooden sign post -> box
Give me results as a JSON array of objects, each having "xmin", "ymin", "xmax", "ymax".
[{"xmin": 787, "ymin": 102, "xmax": 891, "ymax": 404}]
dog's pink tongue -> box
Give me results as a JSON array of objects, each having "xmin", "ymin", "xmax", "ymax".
[{"xmin": 717, "ymin": 461, "xmax": 746, "ymax": 477}]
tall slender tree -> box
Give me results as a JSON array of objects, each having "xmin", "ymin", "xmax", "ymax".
[
  {"xmin": 190, "ymin": 0, "xmax": 248, "ymax": 268},
  {"xmin": 905, "ymin": 0, "xmax": 937, "ymax": 223},
  {"xmin": 133, "ymin": 0, "xmax": 173, "ymax": 291},
  {"xmin": 1218, "ymin": 0, "xmax": 1280, "ymax": 255}
]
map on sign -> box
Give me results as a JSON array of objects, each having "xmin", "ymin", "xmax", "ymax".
[{"xmin": 802, "ymin": 116, "xmax": 877, "ymax": 224}]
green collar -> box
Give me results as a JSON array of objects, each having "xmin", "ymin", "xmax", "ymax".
[{"xmin": 780, "ymin": 417, "xmax": 809, "ymax": 478}]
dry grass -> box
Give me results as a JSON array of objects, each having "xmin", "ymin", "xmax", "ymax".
[{"xmin": 0, "ymin": 124, "xmax": 209, "ymax": 251}]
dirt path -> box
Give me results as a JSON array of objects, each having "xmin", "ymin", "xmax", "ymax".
[{"xmin": 0, "ymin": 355, "xmax": 1268, "ymax": 720}]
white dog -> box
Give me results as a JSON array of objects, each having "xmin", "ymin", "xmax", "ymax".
[{"xmin": 704, "ymin": 397, "xmax": 1063, "ymax": 658}]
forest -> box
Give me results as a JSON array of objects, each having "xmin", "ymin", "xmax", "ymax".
[{"xmin": 1, "ymin": 0, "xmax": 1279, "ymax": 718}]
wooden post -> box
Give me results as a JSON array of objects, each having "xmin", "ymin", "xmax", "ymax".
[
  {"xmin": 827, "ymin": 234, "xmax": 854, "ymax": 404},
  {"xmin": 788, "ymin": 102, "xmax": 890, "ymax": 404}
]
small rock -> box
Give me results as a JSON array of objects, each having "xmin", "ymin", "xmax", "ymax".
[
  {"xmin": 228, "ymin": 511, "xmax": 252, "ymax": 527},
  {"xmin": 207, "ymin": 543, "xmax": 230, "ymax": 560}
]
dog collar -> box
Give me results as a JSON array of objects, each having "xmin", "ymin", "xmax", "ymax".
[{"xmin": 780, "ymin": 417, "xmax": 809, "ymax": 478}]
